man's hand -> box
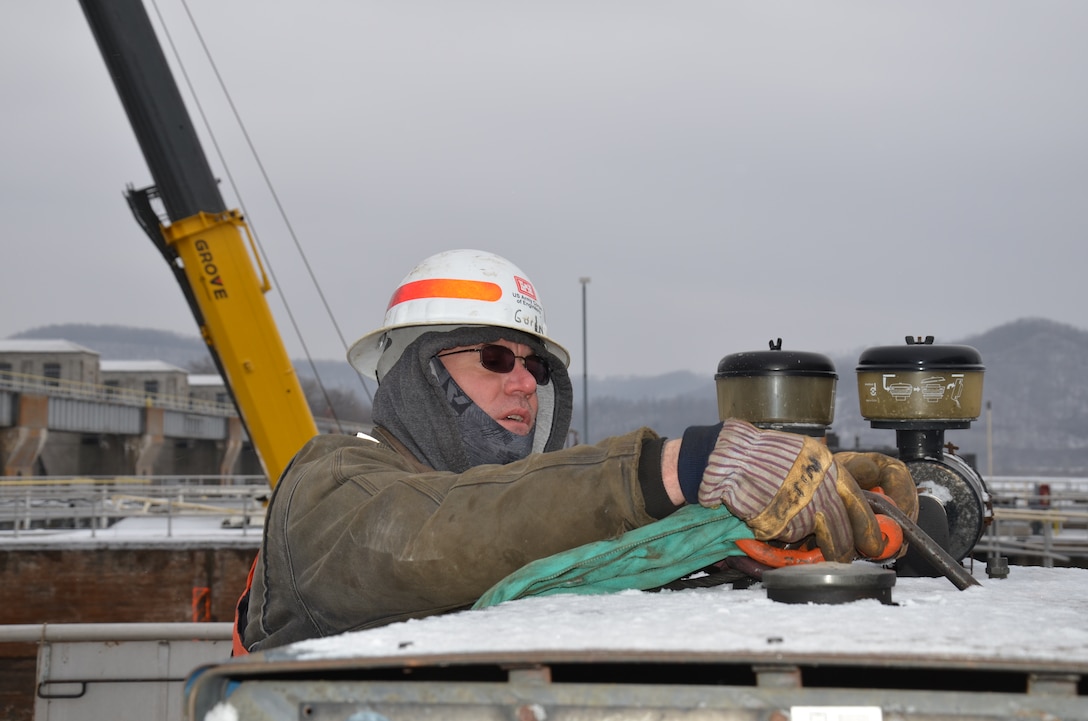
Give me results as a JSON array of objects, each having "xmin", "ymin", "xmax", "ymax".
[{"xmin": 697, "ymin": 420, "xmax": 896, "ymax": 563}]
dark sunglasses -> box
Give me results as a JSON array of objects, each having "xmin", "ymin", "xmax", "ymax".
[{"xmin": 435, "ymin": 344, "xmax": 551, "ymax": 386}]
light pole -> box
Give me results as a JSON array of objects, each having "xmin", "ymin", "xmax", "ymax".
[
  {"xmin": 986, "ymin": 401, "xmax": 993, "ymax": 477},
  {"xmin": 579, "ymin": 277, "xmax": 591, "ymax": 444}
]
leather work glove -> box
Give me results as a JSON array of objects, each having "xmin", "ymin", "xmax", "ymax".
[
  {"xmin": 832, "ymin": 451, "xmax": 919, "ymax": 559},
  {"xmin": 681, "ymin": 419, "xmax": 888, "ymax": 563},
  {"xmin": 833, "ymin": 451, "xmax": 919, "ymax": 522}
]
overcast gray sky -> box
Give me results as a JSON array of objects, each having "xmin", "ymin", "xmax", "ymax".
[{"xmin": 3, "ymin": 2, "xmax": 1085, "ymax": 379}]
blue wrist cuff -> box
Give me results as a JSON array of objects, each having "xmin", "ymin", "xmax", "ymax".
[{"xmin": 677, "ymin": 422, "xmax": 724, "ymax": 504}]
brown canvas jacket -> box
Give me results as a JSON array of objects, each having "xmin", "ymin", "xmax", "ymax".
[{"xmin": 242, "ymin": 427, "xmax": 661, "ymax": 651}]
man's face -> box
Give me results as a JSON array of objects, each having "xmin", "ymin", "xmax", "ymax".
[{"xmin": 436, "ymin": 339, "xmax": 541, "ymax": 436}]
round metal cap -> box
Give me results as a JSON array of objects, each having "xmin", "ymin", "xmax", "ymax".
[
  {"xmin": 762, "ymin": 563, "xmax": 896, "ymax": 605},
  {"xmin": 856, "ymin": 336, "xmax": 984, "ymax": 373},
  {"xmin": 716, "ymin": 338, "xmax": 837, "ymax": 379}
]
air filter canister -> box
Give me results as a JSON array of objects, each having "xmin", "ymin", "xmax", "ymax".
[
  {"xmin": 715, "ymin": 339, "xmax": 837, "ymax": 434},
  {"xmin": 856, "ymin": 336, "xmax": 985, "ymax": 427}
]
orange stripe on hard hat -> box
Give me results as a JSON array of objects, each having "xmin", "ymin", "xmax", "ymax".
[{"xmin": 389, "ymin": 278, "xmax": 503, "ymax": 308}]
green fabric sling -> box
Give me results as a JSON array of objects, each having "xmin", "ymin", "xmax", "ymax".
[{"xmin": 473, "ymin": 504, "xmax": 755, "ymax": 609}]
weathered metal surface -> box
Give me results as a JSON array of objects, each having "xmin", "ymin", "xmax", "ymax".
[
  {"xmin": 186, "ymin": 649, "xmax": 1088, "ymax": 721},
  {"xmin": 34, "ymin": 627, "xmax": 232, "ymax": 721}
]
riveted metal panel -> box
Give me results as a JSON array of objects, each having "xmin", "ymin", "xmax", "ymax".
[
  {"xmin": 163, "ymin": 411, "xmax": 228, "ymax": 439},
  {"xmin": 48, "ymin": 397, "xmax": 143, "ymax": 434}
]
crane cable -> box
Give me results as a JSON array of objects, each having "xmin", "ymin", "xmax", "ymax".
[{"xmin": 149, "ymin": 0, "xmax": 376, "ymax": 428}]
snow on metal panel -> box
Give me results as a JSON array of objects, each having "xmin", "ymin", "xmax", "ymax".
[{"xmin": 273, "ymin": 566, "xmax": 1088, "ymax": 670}]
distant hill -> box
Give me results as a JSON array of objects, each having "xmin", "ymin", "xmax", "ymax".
[
  {"xmin": 821, "ymin": 318, "xmax": 1088, "ymax": 475},
  {"xmin": 10, "ymin": 317, "xmax": 1088, "ymax": 475},
  {"xmin": 580, "ymin": 318, "xmax": 1088, "ymax": 475},
  {"xmin": 14, "ymin": 323, "xmax": 213, "ymax": 366}
]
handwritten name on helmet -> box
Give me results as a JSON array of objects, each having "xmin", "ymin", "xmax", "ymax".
[{"xmin": 512, "ymin": 276, "xmax": 544, "ymax": 333}]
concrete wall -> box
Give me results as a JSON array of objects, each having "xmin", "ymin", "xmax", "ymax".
[
  {"xmin": 0, "ymin": 350, "xmax": 100, "ymax": 386},
  {"xmin": 188, "ymin": 374, "xmax": 230, "ymax": 405},
  {"xmin": 101, "ymin": 368, "xmax": 189, "ymax": 399},
  {"xmin": 32, "ymin": 431, "xmax": 262, "ymax": 477}
]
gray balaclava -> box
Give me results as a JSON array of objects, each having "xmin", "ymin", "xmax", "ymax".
[{"xmin": 372, "ymin": 327, "xmax": 573, "ymax": 472}]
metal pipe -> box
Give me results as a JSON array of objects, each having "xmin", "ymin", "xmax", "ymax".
[
  {"xmin": 579, "ymin": 277, "xmax": 590, "ymax": 444},
  {"xmin": 0, "ymin": 622, "xmax": 232, "ymax": 643},
  {"xmin": 865, "ymin": 491, "xmax": 981, "ymax": 590}
]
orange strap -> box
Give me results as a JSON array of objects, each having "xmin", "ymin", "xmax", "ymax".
[
  {"xmin": 735, "ymin": 514, "xmax": 904, "ymax": 568},
  {"xmin": 232, "ymin": 556, "xmax": 258, "ymax": 656}
]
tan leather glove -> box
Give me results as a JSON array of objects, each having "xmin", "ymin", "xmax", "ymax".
[
  {"xmin": 833, "ymin": 451, "xmax": 919, "ymax": 522},
  {"xmin": 832, "ymin": 451, "xmax": 918, "ymax": 558},
  {"xmin": 696, "ymin": 420, "xmax": 889, "ymax": 563}
]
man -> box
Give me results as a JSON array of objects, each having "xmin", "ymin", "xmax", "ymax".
[{"xmin": 236, "ymin": 249, "xmax": 916, "ymax": 653}]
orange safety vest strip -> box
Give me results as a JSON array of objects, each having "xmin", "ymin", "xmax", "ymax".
[
  {"xmin": 232, "ymin": 556, "xmax": 258, "ymax": 656},
  {"xmin": 388, "ymin": 278, "xmax": 503, "ymax": 308}
]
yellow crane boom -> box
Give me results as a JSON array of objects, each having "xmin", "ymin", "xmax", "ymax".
[{"xmin": 81, "ymin": 0, "xmax": 318, "ymax": 484}]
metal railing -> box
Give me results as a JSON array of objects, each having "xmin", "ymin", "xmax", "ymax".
[
  {"xmin": 0, "ymin": 370, "xmax": 236, "ymax": 416},
  {"xmin": 975, "ymin": 476, "xmax": 1088, "ymax": 567},
  {"xmin": 1, "ymin": 370, "xmax": 372, "ymax": 435},
  {"xmin": 0, "ymin": 476, "xmax": 269, "ymax": 540},
  {"xmin": 4, "ymin": 474, "xmax": 1086, "ymax": 560}
]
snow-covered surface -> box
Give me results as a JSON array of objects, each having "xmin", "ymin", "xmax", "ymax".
[
  {"xmin": 188, "ymin": 374, "xmax": 227, "ymax": 387},
  {"xmin": 278, "ymin": 565, "xmax": 1088, "ymax": 668},
  {"xmin": 99, "ymin": 359, "xmax": 189, "ymax": 373},
  {"xmin": 6, "ymin": 513, "xmax": 1085, "ymax": 669},
  {"xmin": 0, "ymin": 339, "xmax": 99, "ymax": 354}
]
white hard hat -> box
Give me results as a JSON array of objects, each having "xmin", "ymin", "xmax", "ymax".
[{"xmin": 348, "ymin": 249, "xmax": 571, "ymax": 381}]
